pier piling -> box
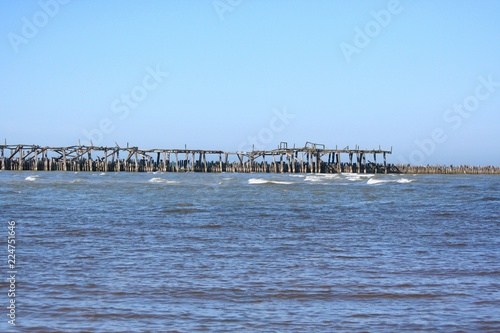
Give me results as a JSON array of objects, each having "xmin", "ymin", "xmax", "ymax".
[{"xmin": 0, "ymin": 142, "xmax": 405, "ymax": 174}]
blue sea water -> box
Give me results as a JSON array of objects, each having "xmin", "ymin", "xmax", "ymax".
[{"xmin": 0, "ymin": 171, "xmax": 499, "ymax": 332}]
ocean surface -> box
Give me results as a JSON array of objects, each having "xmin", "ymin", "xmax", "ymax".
[{"xmin": 0, "ymin": 171, "xmax": 499, "ymax": 332}]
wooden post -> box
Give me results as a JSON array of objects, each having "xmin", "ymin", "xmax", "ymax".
[
  {"xmin": 203, "ymin": 152, "xmax": 208, "ymax": 172},
  {"xmin": 337, "ymin": 152, "xmax": 341, "ymax": 173},
  {"xmin": 363, "ymin": 152, "xmax": 366, "ymax": 174},
  {"xmin": 62, "ymin": 149, "xmax": 67, "ymax": 171},
  {"xmin": 135, "ymin": 150, "xmax": 139, "ymax": 172},
  {"xmin": 103, "ymin": 149, "xmax": 108, "ymax": 172},
  {"xmin": 356, "ymin": 152, "xmax": 360, "ymax": 174},
  {"xmin": 116, "ymin": 150, "xmax": 121, "ymax": 172},
  {"xmin": 88, "ymin": 149, "xmax": 92, "ymax": 172},
  {"xmin": 316, "ymin": 151, "xmax": 321, "ymax": 174},
  {"xmin": 240, "ymin": 154, "xmax": 244, "ymax": 172},
  {"xmin": 18, "ymin": 146, "xmax": 23, "ymax": 171},
  {"xmin": 198, "ymin": 152, "xmax": 203, "ymax": 172},
  {"xmin": 384, "ymin": 152, "xmax": 387, "ymax": 174},
  {"xmin": 44, "ymin": 151, "xmax": 48, "ymax": 171},
  {"xmin": 373, "ymin": 152, "xmax": 377, "ymax": 174}
]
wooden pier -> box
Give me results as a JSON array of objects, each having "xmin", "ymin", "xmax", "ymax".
[{"xmin": 0, "ymin": 142, "xmax": 394, "ymax": 174}]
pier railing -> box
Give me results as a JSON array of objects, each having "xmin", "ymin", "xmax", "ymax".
[{"xmin": 0, "ymin": 144, "xmax": 393, "ymax": 174}]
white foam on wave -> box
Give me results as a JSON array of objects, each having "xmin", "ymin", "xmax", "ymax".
[
  {"xmin": 367, "ymin": 177, "xmax": 414, "ymax": 185},
  {"xmin": 367, "ymin": 178, "xmax": 392, "ymax": 185},
  {"xmin": 341, "ymin": 173, "xmax": 374, "ymax": 182},
  {"xmin": 304, "ymin": 175, "xmax": 324, "ymax": 182},
  {"xmin": 341, "ymin": 173, "xmax": 373, "ymax": 178},
  {"xmin": 248, "ymin": 178, "xmax": 294, "ymax": 185},
  {"xmin": 346, "ymin": 176, "xmax": 361, "ymax": 181},
  {"xmin": 289, "ymin": 174, "xmax": 306, "ymax": 178},
  {"xmin": 304, "ymin": 174, "xmax": 341, "ymax": 182},
  {"xmin": 341, "ymin": 173, "xmax": 374, "ymax": 177},
  {"xmin": 148, "ymin": 177, "xmax": 179, "ymax": 184},
  {"xmin": 25, "ymin": 175, "xmax": 39, "ymax": 182}
]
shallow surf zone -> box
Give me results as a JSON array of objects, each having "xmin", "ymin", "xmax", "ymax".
[{"xmin": 0, "ymin": 171, "xmax": 499, "ymax": 332}]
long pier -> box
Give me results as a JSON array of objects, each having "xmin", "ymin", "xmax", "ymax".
[{"xmin": 0, "ymin": 142, "xmax": 395, "ymax": 174}]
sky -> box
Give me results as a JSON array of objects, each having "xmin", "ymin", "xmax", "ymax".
[{"xmin": 1, "ymin": 0, "xmax": 499, "ymax": 165}]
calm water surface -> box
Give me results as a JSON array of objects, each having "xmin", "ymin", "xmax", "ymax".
[{"xmin": 0, "ymin": 171, "xmax": 499, "ymax": 332}]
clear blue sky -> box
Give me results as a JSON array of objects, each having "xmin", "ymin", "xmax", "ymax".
[{"xmin": 1, "ymin": 0, "xmax": 499, "ymax": 165}]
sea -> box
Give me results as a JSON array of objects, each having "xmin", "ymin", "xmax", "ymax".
[{"xmin": 0, "ymin": 171, "xmax": 499, "ymax": 332}]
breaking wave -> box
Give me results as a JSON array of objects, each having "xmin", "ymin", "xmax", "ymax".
[
  {"xmin": 367, "ymin": 178, "xmax": 414, "ymax": 185},
  {"xmin": 248, "ymin": 178, "xmax": 294, "ymax": 185},
  {"xmin": 148, "ymin": 177, "xmax": 180, "ymax": 184}
]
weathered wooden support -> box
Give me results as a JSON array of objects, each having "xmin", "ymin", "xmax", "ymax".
[
  {"xmin": 1, "ymin": 147, "xmax": 4, "ymax": 171},
  {"xmin": 0, "ymin": 143, "xmax": 396, "ymax": 174},
  {"xmin": 62, "ymin": 149, "xmax": 67, "ymax": 171},
  {"xmin": 337, "ymin": 152, "xmax": 341, "ymax": 173},
  {"xmin": 362, "ymin": 152, "xmax": 367, "ymax": 174},
  {"xmin": 203, "ymin": 152, "xmax": 208, "ymax": 173},
  {"xmin": 316, "ymin": 151, "xmax": 321, "ymax": 174},
  {"xmin": 384, "ymin": 152, "xmax": 387, "ymax": 174},
  {"xmin": 135, "ymin": 150, "xmax": 139, "ymax": 172},
  {"xmin": 17, "ymin": 146, "xmax": 23, "ymax": 171}
]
